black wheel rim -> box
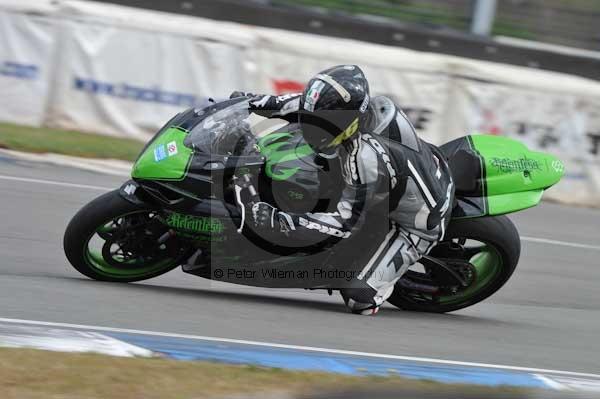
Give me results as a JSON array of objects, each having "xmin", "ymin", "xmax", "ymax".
[
  {"xmin": 398, "ymin": 237, "xmax": 503, "ymax": 307},
  {"xmin": 84, "ymin": 211, "xmax": 181, "ymax": 279}
]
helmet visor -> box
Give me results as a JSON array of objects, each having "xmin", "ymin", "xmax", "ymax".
[{"xmin": 298, "ymin": 109, "xmax": 360, "ymax": 153}]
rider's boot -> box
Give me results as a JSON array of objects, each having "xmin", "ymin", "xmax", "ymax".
[{"xmin": 340, "ymin": 284, "xmax": 395, "ymax": 316}]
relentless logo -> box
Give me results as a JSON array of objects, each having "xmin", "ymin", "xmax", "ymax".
[
  {"xmin": 166, "ymin": 213, "xmax": 223, "ymax": 234},
  {"xmin": 552, "ymin": 160, "xmax": 565, "ymax": 173},
  {"xmin": 491, "ymin": 157, "xmax": 541, "ymax": 173}
]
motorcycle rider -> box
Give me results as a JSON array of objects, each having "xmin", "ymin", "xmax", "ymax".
[{"xmin": 236, "ymin": 65, "xmax": 454, "ymax": 315}]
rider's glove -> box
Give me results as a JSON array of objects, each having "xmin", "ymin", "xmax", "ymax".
[
  {"xmin": 251, "ymin": 202, "xmax": 295, "ymax": 233},
  {"xmin": 252, "ymin": 202, "xmax": 277, "ymax": 229}
]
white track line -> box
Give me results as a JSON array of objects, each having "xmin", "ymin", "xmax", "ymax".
[
  {"xmin": 521, "ymin": 236, "xmax": 600, "ymax": 252},
  {"xmin": 2, "ymin": 173, "xmax": 598, "ymax": 251},
  {"xmin": 0, "ymin": 317, "xmax": 599, "ymax": 379},
  {"xmin": 533, "ymin": 374, "xmax": 568, "ymax": 390},
  {"xmin": 0, "ymin": 174, "xmax": 111, "ymax": 191}
]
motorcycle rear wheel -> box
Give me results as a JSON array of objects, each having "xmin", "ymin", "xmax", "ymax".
[
  {"xmin": 387, "ymin": 215, "xmax": 520, "ymax": 313},
  {"xmin": 64, "ymin": 190, "xmax": 185, "ymax": 282}
]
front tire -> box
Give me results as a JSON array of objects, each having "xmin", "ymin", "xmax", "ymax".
[
  {"xmin": 64, "ymin": 190, "xmax": 184, "ymax": 282},
  {"xmin": 387, "ymin": 215, "xmax": 520, "ymax": 313}
]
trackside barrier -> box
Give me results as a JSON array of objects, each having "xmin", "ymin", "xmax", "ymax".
[{"xmin": 0, "ymin": 0, "xmax": 598, "ymax": 206}]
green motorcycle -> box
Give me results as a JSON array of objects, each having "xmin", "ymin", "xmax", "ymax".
[{"xmin": 63, "ymin": 97, "xmax": 564, "ymax": 313}]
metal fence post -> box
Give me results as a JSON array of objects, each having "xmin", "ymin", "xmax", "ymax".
[{"xmin": 471, "ymin": 0, "xmax": 497, "ymax": 36}]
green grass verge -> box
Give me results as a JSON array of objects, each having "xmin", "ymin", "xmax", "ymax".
[
  {"xmin": 272, "ymin": 0, "xmax": 539, "ymax": 41},
  {"xmin": 273, "ymin": 0, "xmax": 471, "ymax": 30},
  {"xmin": 0, "ymin": 123, "xmax": 145, "ymax": 162},
  {"xmin": 0, "ymin": 348, "xmax": 534, "ymax": 399}
]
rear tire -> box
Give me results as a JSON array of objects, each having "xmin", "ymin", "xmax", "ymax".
[
  {"xmin": 64, "ymin": 190, "xmax": 182, "ymax": 282},
  {"xmin": 387, "ymin": 215, "xmax": 520, "ymax": 313}
]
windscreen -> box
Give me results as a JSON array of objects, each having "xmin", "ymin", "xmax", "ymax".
[{"xmin": 183, "ymin": 99, "xmax": 257, "ymax": 156}]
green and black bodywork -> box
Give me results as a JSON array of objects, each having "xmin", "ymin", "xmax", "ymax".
[
  {"xmin": 441, "ymin": 134, "xmax": 564, "ymax": 218},
  {"xmin": 63, "ymin": 98, "xmax": 564, "ymax": 313}
]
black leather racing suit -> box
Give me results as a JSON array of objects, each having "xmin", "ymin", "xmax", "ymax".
[{"xmin": 249, "ymin": 93, "xmax": 455, "ymax": 310}]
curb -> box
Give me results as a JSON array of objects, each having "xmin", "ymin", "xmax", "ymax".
[{"xmin": 1, "ymin": 318, "xmax": 599, "ymax": 394}]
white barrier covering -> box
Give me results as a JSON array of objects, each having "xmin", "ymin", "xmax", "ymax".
[
  {"xmin": 46, "ymin": 20, "xmax": 247, "ymax": 137},
  {"xmin": 0, "ymin": 0, "xmax": 598, "ymax": 205},
  {"xmin": 252, "ymin": 29, "xmax": 451, "ymax": 144},
  {"xmin": 0, "ymin": 11, "xmax": 56, "ymax": 126},
  {"xmin": 39, "ymin": 0, "xmax": 254, "ymax": 138}
]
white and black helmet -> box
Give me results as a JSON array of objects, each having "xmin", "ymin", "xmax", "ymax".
[{"xmin": 299, "ymin": 65, "xmax": 370, "ymax": 155}]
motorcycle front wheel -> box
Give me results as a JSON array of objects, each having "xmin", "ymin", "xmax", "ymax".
[{"xmin": 64, "ymin": 190, "xmax": 186, "ymax": 282}]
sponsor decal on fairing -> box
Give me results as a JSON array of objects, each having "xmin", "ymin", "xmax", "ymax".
[
  {"xmin": 153, "ymin": 145, "xmax": 167, "ymax": 162},
  {"xmin": 167, "ymin": 141, "xmax": 178, "ymax": 157}
]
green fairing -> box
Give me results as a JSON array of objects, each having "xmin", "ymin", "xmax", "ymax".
[
  {"xmin": 131, "ymin": 127, "xmax": 193, "ymax": 180},
  {"xmin": 257, "ymin": 133, "xmax": 314, "ymax": 181},
  {"xmin": 469, "ymin": 134, "xmax": 564, "ymax": 215}
]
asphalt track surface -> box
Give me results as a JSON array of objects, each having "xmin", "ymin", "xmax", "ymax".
[{"xmin": 0, "ymin": 154, "xmax": 599, "ymax": 374}]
